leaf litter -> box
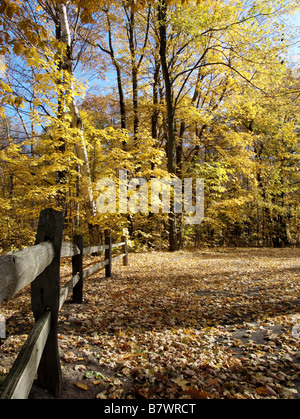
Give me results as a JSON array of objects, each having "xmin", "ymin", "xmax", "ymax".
[{"xmin": 1, "ymin": 248, "xmax": 300, "ymax": 399}]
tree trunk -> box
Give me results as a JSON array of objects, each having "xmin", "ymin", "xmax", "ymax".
[
  {"xmin": 128, "ymin": 8, "xmax": 138, "ymax": 137},
  {"xmin": 116, "ymin": 63, "xmax": 127, "ymax": 131},
  {"xmin": 158, "ymin": 0, "xmax": 177, "ymax": 251},
  {"xmin": 56, "ymin": 4, "xmax": 97, "ymax": 222},
  {"xmin": 105, "ymin": 12, "xmax": 127, "ymax": 132},
  {"xmin": 152, "ymin": 42, "xmax": 160, "ymax": 143},
  {"xmin": 128, "ymin": 6, "xmax": 140, "ymax": 173}
]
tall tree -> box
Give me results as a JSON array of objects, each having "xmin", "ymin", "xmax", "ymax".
[
  {"xmin": 158, "ymin": 0, "xmax": 178, "ymax": 250},
  {"xmin": 55, "ymin": 2, "xmax": 96, "ymax": 218},
  {"xmin": 155, "ymin": 0, "xmax": 299, "ymax": 250}
]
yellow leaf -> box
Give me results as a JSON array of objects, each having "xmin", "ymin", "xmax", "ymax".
[
  {"xmin": 93, "ymin": 380, "xmax": 102, "ymax": 385},
  {"xmin": 74, "ymin": 382, "xmax": 89, "ymax": 391},
  {"xmin": 96, "ymin": 392, "xmax": 108, "ymax": 399}
]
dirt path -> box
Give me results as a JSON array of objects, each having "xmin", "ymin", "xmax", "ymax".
[{"xmin": 1, "ymin": 248, "xmax": 300, "ymax": 399}]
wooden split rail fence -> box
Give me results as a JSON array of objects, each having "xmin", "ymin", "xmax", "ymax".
[{"xmin": 0, "ymin": 208, "xmax": 128, "ymax": 399}]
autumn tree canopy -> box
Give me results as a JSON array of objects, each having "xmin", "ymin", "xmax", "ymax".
[{"xmin": 0, "ymin": 0, "xmax": 299, "ymax": 251}]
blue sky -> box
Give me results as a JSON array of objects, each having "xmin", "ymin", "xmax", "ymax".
[
  {"xmin": 291, "ymin": 8, "xmax": 300, "ymax": 25},
  {"xmin": 1, "ymin": 6, "xmax": 300, "ymax": 92},
  {"xmin": 287, "ymin": 9, "xmax": 300, "ymax": 77},
  {"xmin": 288, "ymin": 8, "xmax": 300, "ymax": 51},
  {"xmin": 84, "ymin": 7, "xmax": 300, "ymax": 95}
]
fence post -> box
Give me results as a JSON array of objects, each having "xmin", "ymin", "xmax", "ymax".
[
  {"xmin": 72, "ymin": 235, "xmax": 83, "ymax": 304},
  {"xmin": 105, "ymin": 231, "xmax": 112, "ymax": 278},
  {"xmin": 122, "ymin": 235, "xmax": 128, "ymax": 266},
  {"xmin": 31, "ymin": 208, "xmax": 64, "ymax": 397}
]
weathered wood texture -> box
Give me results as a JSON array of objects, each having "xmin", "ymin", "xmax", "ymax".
[
  {"xmin": 0, "ymin": 242, "xmax": 54, "ymax": 304},
  {"xmin": 31, "ymin": 209, "xmax": 64, "ymax": 397},
  {"xmin": 59, "ymin": 274, "xmax": 80, "ymax": 310},
  {"xmin": 72, "ymin": 235, "xmax": 84, "ymax": 304},
  {"xmin": 112, "ymin": 253, "xmax": 126, "ymax": 264},
  {"xmin": 82, "ymin": 260, "xmax": 108, "ymax": 279},
  {"xmin": 0, "ymin": 311, "xmax": 51, "ymax": 399},
  {"xmin": 105, "ymin": 234, "xmax": 112, "ymax": 278},
  {"xmin": 82, "ymin": 245, "xmax": 107, "ymax": 255},
  {"xmin": 60, "ymin": 242, "xmax": 80, "ymax": 258},
  {"xmin": 111, "ymin": 242, "xmax": 125, "ymax": 248},
  {"xmin": 122, "ymin": 235, "xmax": 128, "ymax": 266}
]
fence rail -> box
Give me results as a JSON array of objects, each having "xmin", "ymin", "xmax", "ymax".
[
  {"xmin": 0, "ymin": 242, "xmax": 55, "ymax": 304},
  {"xmin": 0, "ymin": 208, "xmax": 128, "ymax": 399}
]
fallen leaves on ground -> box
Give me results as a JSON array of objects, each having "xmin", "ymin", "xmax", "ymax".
[{"xmin": 1, "ymin": 248, "xmax": 300, "ymax": 399}]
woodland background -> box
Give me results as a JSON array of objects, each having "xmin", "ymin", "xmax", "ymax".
[{"xmin": 0, "ymin": 0, "xmax": 300, "ymax": 252}]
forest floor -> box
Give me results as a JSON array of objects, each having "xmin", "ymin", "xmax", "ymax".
[{"xmin": 0, "ymin": 247, "xmax": 300, "ymax": 399}]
